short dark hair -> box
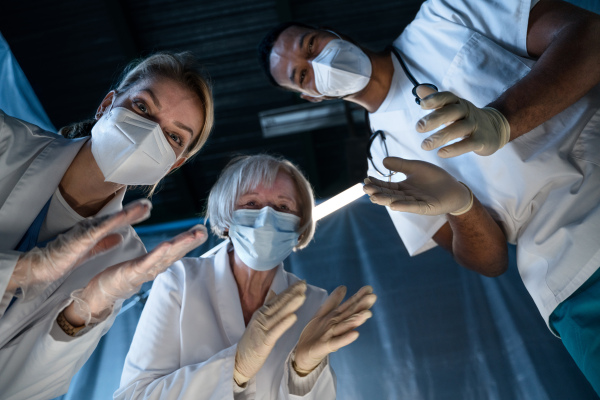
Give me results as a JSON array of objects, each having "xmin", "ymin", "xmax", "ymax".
[{"xmin": 257, "ymin": 21, "xmax": 315, "ymax": 87}]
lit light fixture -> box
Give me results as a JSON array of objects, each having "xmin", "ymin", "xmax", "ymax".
[{"xmin": 201, "ymin": 183, "xmax": 365, "ymax": 258}]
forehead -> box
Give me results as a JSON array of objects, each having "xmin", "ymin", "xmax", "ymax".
[
  {"xmin": 269, "ymin": 25, "xmax": 316, "ymax": 87},
  {"xmin": 244, "ymin": 170, "xmax": 298, "ymax": 198}
]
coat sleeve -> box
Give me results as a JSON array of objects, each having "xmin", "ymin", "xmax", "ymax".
[
  {"xmin": 114, "ymin": 267, "xmax": 239, "ymax": 400},
  {"xmin": 0, "ymin": 299, "xmax": 120, "ymax": 400}
]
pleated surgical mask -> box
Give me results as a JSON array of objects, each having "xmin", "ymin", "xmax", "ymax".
[
  {"xmin": 312, "ymin": 38, "xmax": 372, "ymax": 97},
  {"xmin": 229, "ymin": 206, "xmax": 301, "ymax": 271},
  {"xmin": 91, "ymin": 107, "xmax": 176, "ymax": 185}
]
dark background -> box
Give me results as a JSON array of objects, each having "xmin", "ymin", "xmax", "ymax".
[{"xmin": 0, "ymin": 0, "xmax": 424, "ymax": 224}]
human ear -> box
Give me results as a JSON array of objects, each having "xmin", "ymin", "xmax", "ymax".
[
  {"xmin": 95, "ymin": 91, "xmax": 117, "ymax": 120},
  {"xmin": 169, "ymin": 156, "xmax": 188, "ymax": 173}
]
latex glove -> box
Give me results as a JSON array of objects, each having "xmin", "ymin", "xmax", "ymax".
[
  {"xmin": 417, "ymin": 91, "xmax": 510, "ymax": 157},
  {"xmin": 293, "ymin": 285, "xmax": 376, "ymax": 375},
  {"xmin": 8, "ymin": 199, "xmax": 152, "ymax": 300},
  {"xmin": 66, "ymin": 224, "xmax": 208, "ymax": 326},
  {"xmin": 363, "ymin": 156, "xmax": 473, "ymax": 216},
  {"xmin": 233, "ymin": 280, "xmax": 307, "ymax": 386}
]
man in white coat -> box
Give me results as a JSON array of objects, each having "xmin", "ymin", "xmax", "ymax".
[{"xmin": 258, "ymin": 0, "xmax": 600, "ymax": 393}]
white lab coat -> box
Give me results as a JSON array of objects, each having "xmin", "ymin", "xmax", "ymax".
[
  {"xmin": 115, "ymin": 245, "xmax": 337, "ymax": 400},
  {"xmin": 367, "ymin": 0, "xmax": 600, "ymax": 327},
  {"xmin": 0, "ymin": 109, "xmax": 146, "ymax": 399}
]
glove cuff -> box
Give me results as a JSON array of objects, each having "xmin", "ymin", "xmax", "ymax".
[
  {"xmin": 449, "ymin": 182, "xmax": 474, "ymax": 216},
  {"xmin": 483, "ymin": 107, "xmax": 511, "ymax": 149}
]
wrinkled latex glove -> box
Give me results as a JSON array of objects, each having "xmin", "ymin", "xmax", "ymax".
[
  {"xmin": 363, "ymin": 156, "xmax": 473, "ymax": 216},
  {"xmin": 68, "ymin": 224, "xmax": 208, "ymax": 325},
  {"xmin": 293, "ymin": 285, "xmax": 376, "ymax": 375},
  {"xmin": 417, "ymin": 91, "xmax": 510, "ymax": 157},
  {"xmin": 8, "ymin": 199, "xmax": 151, "ymax": 300},
  {"xmin": 233, "ymin": 280, "xmax": 307, "ymax": 386}
]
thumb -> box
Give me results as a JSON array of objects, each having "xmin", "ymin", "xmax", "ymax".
[
  {"xmin": 382, "ymin": 156, "xmax": 419, "ymax": 175},
  {"xmin": 265, "ymin": 289, "xmax": 277, "ymax": 303}
]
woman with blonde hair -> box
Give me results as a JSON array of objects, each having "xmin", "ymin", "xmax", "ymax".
[{"xmin": 0, "ymin": 51, "xmax": 214, "ymax": 399}]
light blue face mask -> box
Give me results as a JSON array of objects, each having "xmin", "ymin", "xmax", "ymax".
[{"xmin": 229, "ymin": 206, "xmax": 301, "ymax": 271}]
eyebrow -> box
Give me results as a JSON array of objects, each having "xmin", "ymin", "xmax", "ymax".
[
  {"xmin": 240, "ymin": 192, "xmax": 297, "ymax": 204},
  {"xmin": 140, "ymin": 88, "xmax": 161, "ymax": 110},
  {"xmin": 140, "ymin": 88, "xmax": 194, "ymax": 139},
  {"xmin": 289, "ymin": 31, "xmax": 310, "ymax": 85}
]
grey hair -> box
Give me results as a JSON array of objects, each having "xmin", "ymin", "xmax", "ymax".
[{"xmin": 206, "ymin": 154, "xmax": 315, "ymax": 250}]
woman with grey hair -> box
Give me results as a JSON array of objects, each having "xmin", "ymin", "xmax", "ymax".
[{"xmin": 116, "ymin": 154, "xmax": 377, "ymax": 399}]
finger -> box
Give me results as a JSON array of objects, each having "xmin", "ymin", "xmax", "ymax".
[
  {"xmin": 416, "ymin": 103, "xmax": 466, "ymax": 134},
  {"xmin": 381, "ymin": 157, "xmax": 420, "ymax": 176},
  {"xmin": 86, "ymin": 199, "xmax": 152, "ymax": 242},
  {"xmin": 419, "ymin": 91, "xmax": 459, "ymax": 111},
  {"xmin": 313, "ymin": 286, "xmax": 347, "ymax": 320},
  {"xmin": 265, "ymin": 280, "xmax": 307, "ymax": 308},
  {"xmin": 327, "ymin": 330, "xmax": 360, "ymax": 353},
  {"xmin": 389, "ymin": 199, "xmax": 434, "ymax": 215},
  {"xmin": 332, "ymin": 310, "xmax": 373, "ymax": 337},
  {"xmin": 364, "ymin": 176, "xmax": 401, "ymax": 191},
  {"xmin": 415, "ymin": 85, "xmax": 438, "ymax": 100},
  {"xmin": 336, "ymin": 286, "xmax": 374, "ymax": 315},
  {"xmin": 420, "ymin": 119, "xmax": 473, "ymax": 151},
  {"xmin": 80, "ymin": 233, "xmax": 123, "ymax": 262},
  {"xmin": 368, "ymin": 192, "xmax": 410, "ymax": 207},
  {"xmin": 437, "ymin": 137, "xmax": 481, "ymax": 158},
  {"xmin": 159, "ymin": 225, "xmax": 209, "ymax": 264},
  {"xmin": 264, "ymin": 292, "xmax": 306, "ymax": 328},
  {"xmin": 263, "ymin": 313, "xmax": 298, "ymax": 348}
]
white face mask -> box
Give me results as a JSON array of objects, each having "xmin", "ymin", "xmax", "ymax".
[
  {"xmin": 91, "ymin": 107, "xmax": 176, "ymax": 185},
  {"xmin": 312, "ymin": 38, "xmax": 372, "ymax": 97},
  {"xmin": 229, "ymin": 207, "xmax": 300, "ymax": 271}
]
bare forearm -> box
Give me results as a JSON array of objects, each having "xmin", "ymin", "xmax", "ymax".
[
  {"xmin": 435, "ymin": 197, "xmax": 508, "ymax": 277},
  {"xmin": 489, "ymin": 2, "xmax": 600, "ymax": 140}
]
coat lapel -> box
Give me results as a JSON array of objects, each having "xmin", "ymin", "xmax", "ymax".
[
  {"xmin": 214, "ymin": 243, "xmax": 246, "ymax": 346},
  {"xmin": 0, "ymin": 137, "xmax": 86, "ymax": 250}
]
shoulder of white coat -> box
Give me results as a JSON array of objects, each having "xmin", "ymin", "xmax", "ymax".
[
  {"xmin": 161, "ymin": 256, "xmax": 215, "ymax": 288},
  {"xmin": 0, "ymin": 108, "xmax": 60, "ymax": 142}
]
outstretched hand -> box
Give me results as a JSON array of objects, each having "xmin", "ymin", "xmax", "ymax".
[
  {"xmin": 417, "ymin": 91, "xmax": 510, "ymax": 157},
  {"xmin": 293, "ymin": 285, "xmax": 377, "ymax": 375},
  {"xmin": 363, "ymin": 156, "xmax": 472, "ymax": 216},
  {"xmin": 234, "ymin": 280, "xmax": 307, "ymax": 386},
  {"xmin": 66, "ymin": 224, "xmax": 208, "ymax": 326},
  {"xmin": 8, "ymin": 198, "xmax": 152, "ymax": 300}
]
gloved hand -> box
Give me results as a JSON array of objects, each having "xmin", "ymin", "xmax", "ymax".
[
  {"xmin": 293, "ymin": 285, "xmax": 376, "ymax": 375},
  {"xmin": 417, "ymin": 91, "xmax": 510, "ymax": 157},
  {"xmin": 233, "ymin": 280, "xmax": 307, "ymax": 386},
  {"xmin": 8, "ymin": 199, "xmax": 152, "ymax": 300},
  {"xmin": 363, "ymin": 156, "xmax": 473, "ymax": 216},
  {"xmin": 66, "ymin": 224, "xmax": 208, "ymax": 326}
]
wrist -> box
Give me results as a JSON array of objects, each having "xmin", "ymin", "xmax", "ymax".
[
  {"xmin": 292, "ymin": 351, "xmax": 319, "ymax": 376},
  {"xmin": 449, "ymin": 182, "xmax": 473, "ymax": 216},
  {"xmin": 62, "ymin": 301, "xmax": 87, "ymax": 327}
]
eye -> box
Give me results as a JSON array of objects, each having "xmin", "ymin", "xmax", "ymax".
[
  {"xmin": 134, "ymin": 100, "xmax": 149, "ymax": 114},
  {"xmin": 167, "ymin": 131, "xmax": 183, "ymax": 147},
  {"xmin": 308, "ymin": 36, "xmax": 315, "ymax": 53},
  {"xmin": 300, "ymin": 70, "xmax": 306, "ymax": 85},
  {"xmin": 279, "ymin": 204, "xmax": 289, "ymax": 211}
]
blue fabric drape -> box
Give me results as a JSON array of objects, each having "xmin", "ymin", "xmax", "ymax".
[{"xmin": 57, "ymin": 196, "xmax": 598, "ymax": 400}]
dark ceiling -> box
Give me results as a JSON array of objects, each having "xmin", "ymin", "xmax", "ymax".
[{"xmin": 1, "ymin": 0, "xmax": 424, "ymax": 225}]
